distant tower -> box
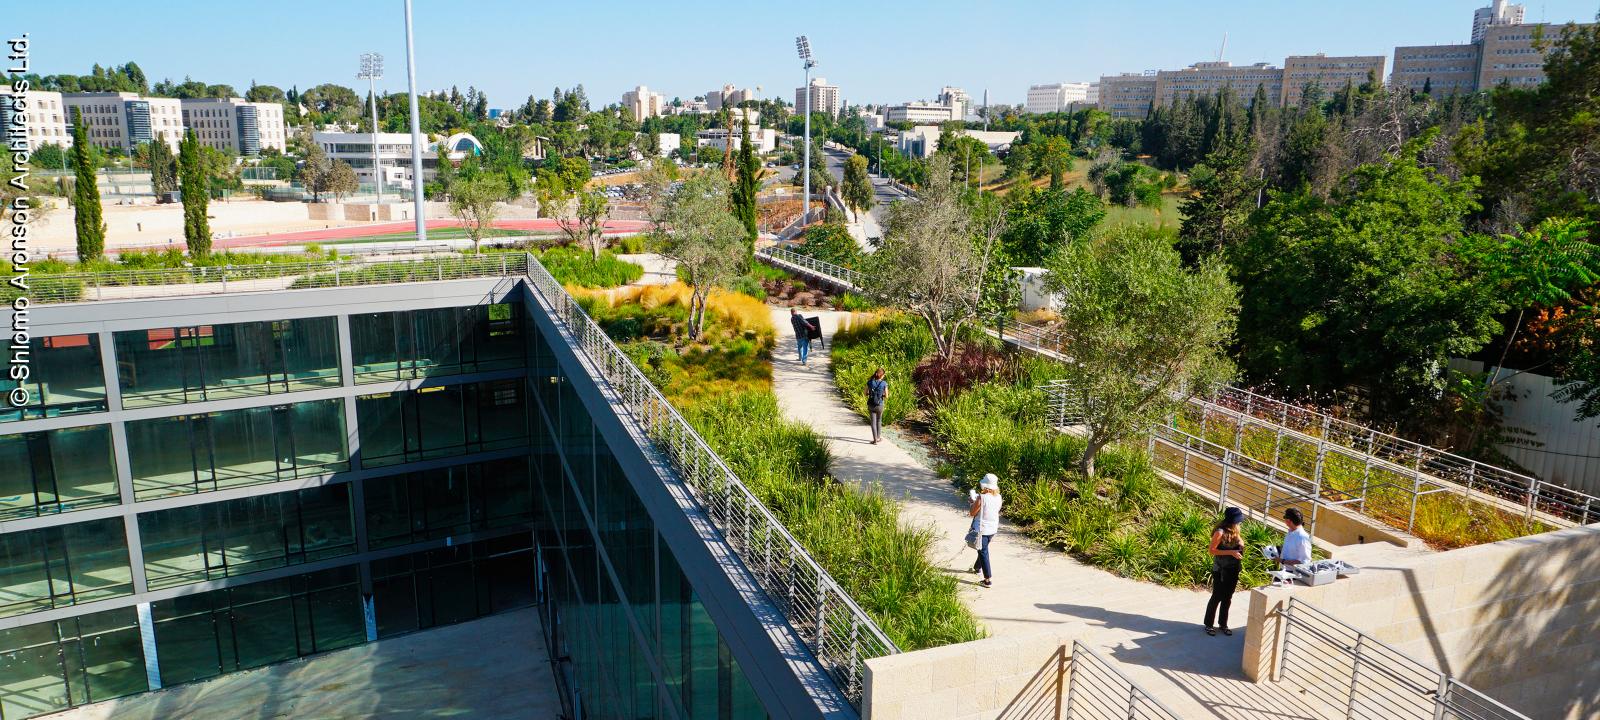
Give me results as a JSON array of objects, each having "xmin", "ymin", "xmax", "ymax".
[{"xmin": 1473, "ymin": 0, "xmax": 1526, "ymax": 42}]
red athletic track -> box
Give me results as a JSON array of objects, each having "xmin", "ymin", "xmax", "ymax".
[{"xmin": 114, "ymin": 218, "xmax": 650, "ymax": 253}]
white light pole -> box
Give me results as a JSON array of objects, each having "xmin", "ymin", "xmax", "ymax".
[
  {"xmin": 796, "ymin": 35, "xmax": 815, "ymax": 227},
  {"xmin": 358, "ymin": 52, "xmax": 384, "ymax": 205},
  {"xmin": 403, "ymin": 0, "xmax": 426, "ymax": 241}
]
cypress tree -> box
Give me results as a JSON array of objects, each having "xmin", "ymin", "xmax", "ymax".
[
  {"xmin": 178, "ymin": 131, "xmax": 212, "ymax": 257},
  {"xmin": 732, "ymin": 116, "xmax": 760, "ymax": 250},
  {"xmin": 146, "ymin": 139, "xmax": 177, "ymax": 197},
  {"xmin": 69, "ymin": 108, "xmax": 105, "ymax": 260}
]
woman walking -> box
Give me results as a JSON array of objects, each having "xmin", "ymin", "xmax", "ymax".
[
  {"xmin": 1204, "ymin": 506, "xmax": 1245, "ymax": 636},
  {"xmin": 969, "ymin": 474, "xmax": 1003, "ymax": 588},
  {"xmin": 865, "ymin": 368, "xmax": 889, "ymax": 444}
]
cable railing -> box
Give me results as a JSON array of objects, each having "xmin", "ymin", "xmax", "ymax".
[
  {"xmin": 522, "ymin": 253, "xmax": 897, "ymax": 708},
  {"xmin": 1280, "ymin": 598, "xmax": 1530, "ymax": 720},
  {"xmin": 1064, "ymin": 641, "xmax": 1185, "ymax": 720},
  {"xmin": 756, "ymin": 245, "xmax": 865, "ymax": 291},
  {"xmin": 10, "ymin": 254, "xmax": 529, "ymax": 305}
]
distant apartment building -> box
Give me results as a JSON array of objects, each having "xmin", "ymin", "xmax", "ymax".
[
  {"xmin": 0, "ymin": 89, "xmax": 72, "ymax": 151},
  {"xmin": 937, "ymin": 86, "xmax": 970, "ymax": 120},
  {"xmin": 61, "ymin": 92, "xmax": 183, "ymax": 153},
  {"xmin": 179, "ymin": 98, "xmax": 287, "ymax": 155},
  {"xmin": 706, "ymin": 84, "xmax": 754, "ymax": 111},
  {"xmin": 1390, "ymin": 43, "xmax": 1482, "ymax": 96},
  {"xmin": 1281, "ymin": 54, "xmax": 1386, "ymax": 107},
  {"xmin": 621, "ymin": 85, "xmax": 666, "ymax": 122},
  {"xmin": 1473, "ymin": 0, "xmax": 1525, "ymax": 42},
  {"xmin": 1096, "ymin": 73, "xmax": 1158, "ymax": 119},
  {"xmin": 883, "ymin": 101, "xmax": 957, "ymax": 125},
  {"xmin": 1024, "ymin": 82, "xmax": 1094, "ymax": 114},
  {"xmin": 695, "ymin": 127, "xmax": 778, "ymax": 153},
  {"xmin": 1478, "ymin": 23, "xmax": 1575, "ymax": 89},
  {"xmin": 1155, "ymin": 62, "xmax": 1284, "ymax": 108},
  {"xmin": 795, "ymin": 77, "xmax": 841, "ymax": 118}
]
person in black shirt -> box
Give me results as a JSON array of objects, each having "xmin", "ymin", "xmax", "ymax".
[
  {"xmin": 1205, "ymin": 506, "xmax": 1245, "ymax": 636},
  {"xmin": 789, "ymin": 308, "xmax": 811, "ymax": 366}
]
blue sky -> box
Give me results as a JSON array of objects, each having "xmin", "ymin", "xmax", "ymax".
[{"xmin": 5, "ymin": 1, "xmax": 1597, "ymax": 109}]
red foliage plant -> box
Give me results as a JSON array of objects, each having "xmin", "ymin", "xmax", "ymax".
[{"xmin": 912, "ymin": 344, "xmax": 1012, "ymax": 405}]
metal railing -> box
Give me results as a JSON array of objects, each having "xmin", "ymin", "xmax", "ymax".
[
  {"xmin": 1064, "ymin": 641, "xmax": 1185, "ymax": 720},
  {"xmin": 756, "ymin": 245, "xmax": 866, "ymax": 291},
  {"xmin": 1280, "ymin": 598, "xmax": 1530, "ymax": 720},
  {"xmin": 10, "ymin": 254, "xmax": 529, "ymax": 305},
  {"xmin": 522, "ymin": 253, "xmax": 897, "ymax": 707}
]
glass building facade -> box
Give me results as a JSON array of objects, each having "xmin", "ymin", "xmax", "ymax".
[{"xmin": 0, "ymin": 282, "xmax": 800, "ymax": 719}]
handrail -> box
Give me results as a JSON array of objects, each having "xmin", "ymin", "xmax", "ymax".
[
  {"xmin": 1065, "ymin": 641, "xmax": 1185, "ymax": 720},
  {"xmin": 521, "ymin": 253, "xmax": 897, "ymax": 707},
  {"xmin": 1280, "ymin": 598, "xmax": 1530, "ymax": 720},
  {"xmin": 756, "ymin": 245, "xmax": 865, "ymax": 291}
]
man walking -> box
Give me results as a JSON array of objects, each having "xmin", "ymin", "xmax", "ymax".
[{"xmin": 789, "ymin": 307, "xmax": 812, "ymax": 365}]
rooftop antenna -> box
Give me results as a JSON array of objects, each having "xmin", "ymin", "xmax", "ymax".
[{"xmin": 1217, "ymin": 32, "xmax": 1228, "ymax": 62}]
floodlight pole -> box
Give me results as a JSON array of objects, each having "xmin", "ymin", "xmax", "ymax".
[
  {"xmin": 797, "ymin": 36, "xmax": 816, "ymax": 229},
  {"xmin": 403, "ymin": 0, "xmax": 426, "ymax": 241},
  {"xmin": 359, "ymin": 53, "xmax": 384, "ymax": 205}
]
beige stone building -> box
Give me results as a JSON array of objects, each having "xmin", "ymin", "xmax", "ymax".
[
  {"xmin": 1477, "ymin": 22, "xmax": 1592, "ymax": 89},
  {"xmin": 1096, "ymin": 73, "xmax": 1157, "ymax": 119},
  {"xmin": 179, "ymin": 97, "xmax": 287, "ymax": 155},
  {"xmin": 0, "ymin": 88, "xmax": 72, "ymax": 151},
  {"xmin": 61, "ymin": 92, "xmax": 183, "ymax": 153},
  {"xmin": 621, "ymin": 85, "xmax": 666, "ymax": 122},
  {"xmin": 1154, "ymin": 61, "xmax": 1284, "ymax": 108},
  {"xmin": 795, "ymin": 77, "xmax": 840, "ymax": 118},
  {"xmin": 1281, "ymin": 54, "xmax": 1387, "ymax": 107},
  {"xmin": 1390, "ymin": 43, "xmax": 1483, "ymax": 96}
]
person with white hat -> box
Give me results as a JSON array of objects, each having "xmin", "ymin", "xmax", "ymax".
[{"xmin": 968, "ymin": 473, "xmax": 1004, "ymax": 588}]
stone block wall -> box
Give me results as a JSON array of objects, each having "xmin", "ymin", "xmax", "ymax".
[{"xmin": 863, "ymin": 625, "xmax": 1080, "ymax": 720}]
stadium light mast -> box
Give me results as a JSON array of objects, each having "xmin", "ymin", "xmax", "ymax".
[
  {"xmin": 796, "ymin": 35, "xmax": 816, "ymax": 227},
  {"xmin": 403, "ymin": 0, "xmax": 426, "ymax": 241},
  {"xmin": 357, "ymin": 53, "xmax": 384, "ymax": 205}
]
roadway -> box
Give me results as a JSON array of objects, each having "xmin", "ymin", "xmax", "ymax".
[{"xmin": 821, "ymin": 147, "xmax": 909, "ymax": 242}]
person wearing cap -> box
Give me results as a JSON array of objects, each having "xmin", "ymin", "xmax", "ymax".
[
  {"xmin": 1204, "ymin": 506, "xmax": 1246, "ymax": 636},
  {"xmin": 968, "ymin": 474, "xmax": 1003, "ymax": 588}
]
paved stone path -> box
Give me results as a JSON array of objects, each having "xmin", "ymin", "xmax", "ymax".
[{"xmin": 768, "ymin": 308, "xmax": 1341, "ymax": 719}]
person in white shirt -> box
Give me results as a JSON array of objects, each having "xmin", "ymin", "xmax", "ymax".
[
  {"xmin": 1280, "ymin": 508, "xmax": 1312, "ymax": 568},
  {"xmin": 968, "ymin": 473, "xmax": 1003, "ymax": 588}
]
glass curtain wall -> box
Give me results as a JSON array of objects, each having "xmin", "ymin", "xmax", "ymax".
[
  {"xmin": 0, "ymin": 334, "xmax": 106, "ymax": 422},
  {"xmin": 349, "ymin": 303, "xmax": 524, "ymax": 383},
  {"xmin": 0, "ymin": 519, "xmax": 133, "ymax": 618},
  {"xmin": 369, "ymin": 534, "xmax": 535, "ymax": 639},
  {"xmin": 355, "ymin": 380, "xmax": 529, "ymax": 468},
  {"xmin": 138, "ymin": 484, "xmax": 357, "ymax": 590},
  {"xmin": 364, "ymin": 457, "xmax": 536, "ymax": 549},
  {"xmin": 527, "ymin": 318, "xmax": 767, "ymax": 720},
  {"xmin": 0, "ymin": 608, "xmax": 147, "ymax": 720},
  {"xmin": 125, "ymin": 398, "xmax": 349, "ymax": 500},
  {"xmin": 113, "ymin": 317, "xmax": 341, "ymax": 408},
  {"xmin": 0, "ymin": 425, "xmax": 120, "ymax": 520}
]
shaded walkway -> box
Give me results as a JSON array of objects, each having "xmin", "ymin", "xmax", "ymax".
[{"xmin": 767, "ymin": 308, "xmax": 1339, "ymax": 719}]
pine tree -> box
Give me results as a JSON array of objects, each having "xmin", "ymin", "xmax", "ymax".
[
  {"xmin": 69, "ymin": 108, "xmax": 105, "ymax": 260},
  {"xmin": 731, "ymin": 117, "xmax": 760, "ymax": 250},
  {"xmin": 179, "ymin": 131, "xmax": 212, "ymax": 257}
]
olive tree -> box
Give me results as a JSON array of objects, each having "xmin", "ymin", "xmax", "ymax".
[
  {"xmin": 864, "ymin": 155, "xmax": 999, "ymax": 359},
  {"xmin": 660, "ymin": 172, "xmax": 745, "ymax": 339},
  {"xmin": 1044, "ymin": 224, "xmax": 1238, "ymax": 477}
]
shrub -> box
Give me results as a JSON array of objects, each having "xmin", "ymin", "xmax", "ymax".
[
  {"xmin": 535, "ymin": 247, "xmax": 644, "ymax": 288},
  {"xmin": 793, "ymin": 222, "xmax": 862, "ymax": 269},
  {"xmin": 831, "ymin": 314, "xmax": 934, "ymax": 424},
  {"xmin": 912, "ymin": 344, "xmax": 1011, "ymax": 405},
  {"xmin": 835, "ymin": 292, "xmax": 876, "ymax": 312}
]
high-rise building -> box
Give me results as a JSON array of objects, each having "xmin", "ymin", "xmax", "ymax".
[
  {"xmin": 1390, "ymin": 43, "xmax": 1483, "ymax": 97},
  {"xmin": 179, "ymin": 98, "xmax": 287, "ymax": 155},
  {"xmin": 1024, "ymin": 82, "xmax": 1094, "ymax": 115},
  {"xmin": 1154, "ymin": 61, "xmax": 1285, "ymax": 109},
  {"xmin": 621, "ymin": 85, "xmax": 666, "ymax": 122},
  {"xmin": 1097, "ymin": 73, "xmax": 1158, "ymax": 119},
  {"xmin": 936, "ymin": 86, "xmax": 970, "ymax": 120},
  {"xmin": 795, "ymin": 77, "xmax": 841, "ymax": 118},
  {"xmin": 0, "ymin": 89, "xmax": 72, "ymax": 152},
  {"xmin": 706, "ymin": 84, "xmax": 753, "ymax": 112},
  {"xmin": 61, "ymin": 92, "xmax": 183, "ymax": 153},
  {"xmin": 1280, "ymin": 54, "xmax": 1387, "ymax": 107},
  {"xmin": 1473, "ymin": 0, "xmax": 1526, "ymax": 42}
]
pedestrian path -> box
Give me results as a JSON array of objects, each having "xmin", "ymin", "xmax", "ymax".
[{"xmin": 767, "ymin": 307, "xmax": 1341, "ymax": 719}]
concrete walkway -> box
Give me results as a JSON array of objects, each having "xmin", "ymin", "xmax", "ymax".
[{"xmin": 769, "ymin": 308, "xmax": 1340, "ymax": 720}]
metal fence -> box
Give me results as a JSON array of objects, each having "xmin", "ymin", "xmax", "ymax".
[
  {"xmin": 11, "ymin": 254, "xmax": 529, "ymax": 305},
  {"xmin": 755, "ymin": 245, "xmax": 866, "ymax": 291},
  {"xmin": 522, "ymin": 253, "xmax": 897, "ymax": 708},
  {"xmin": 1280, "ymin": 598, "xmax": 1530, "ymax": 720},
  {"xmin": 1064, "ymin": 641, "xmax": 1185, "ymax": 720}
]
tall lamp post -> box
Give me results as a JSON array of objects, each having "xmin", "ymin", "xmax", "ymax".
[
  {"xmin": 402, "ymin": 0, "xmax": 426, "ymax": 241},
  {"xmin": 358, "ymin": 52, "xmax": 384, "ymax": 205},
  {"xmin": 796, "ymin": 35, "xmax": 815, "ymax": 227}
]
